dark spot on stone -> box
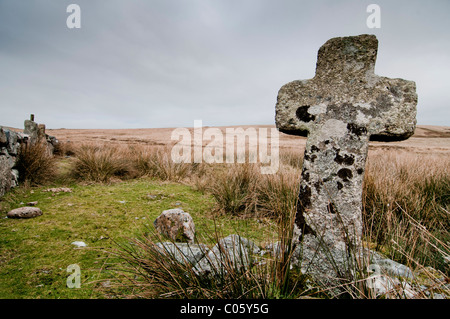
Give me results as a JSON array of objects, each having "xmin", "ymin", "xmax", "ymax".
[
  {"xmin": 302, "ymin": 171, "xmax": 310, "ymax": 182},
  {"xmin": 324, "ymin": 140, "xmax": 330, "ymax": 145},
  {"xmin": 298, "ymin": 184, "xmax": 311, "ymax": 208},
  {"xmin": 388, "ymin": 86, "xmax": 401, "ymax": 98},
  {"xmin": 357, "ymin": 168, "xmax": 364, "ymax": 175},
  {"xmin": 310, "ymin": 145, "xmax": 320, "ymax": 153},
  {"xmin": 304, "ymin": 150, "xmax": 317, "ymax": 163},
  {"xmin": 296, "ymin": 105, "xmax": 316, "ymax": 123},
  {"xmin": 295, "ymin": 184, "xmax": 316, "ymax": 240},
  {"xmin": 327, "ymin": 202, "xmax": 337, "ymax": 214},
  {"xmin": 323, "ymin": 176, "xmax": 332, "ymax": 183},
  {"xmin": 334, "ymin": 151, "xmax": 355, "ymax": 166},
  {"xmin": 337, "ymin": 181, "xmax": 343, "ymax": 190},
  {"xmin": 347, "ymin": 123, "xmax": 367, "ymax": 137},
  {"xmin": 337, "ymin": 168, "xmax": 353, "ymax": 181},
  {"xmin": 375, "ymin": 93, "xmax": 393, "ymax": 112},
  {"xmin": 314, "ymin": 181, "xmax": 322, "ymax": 192}
]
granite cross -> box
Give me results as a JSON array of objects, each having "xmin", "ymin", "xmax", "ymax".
[{"xmin": 275, "ymin": 34, "xmax": 417, "ymax": 256}]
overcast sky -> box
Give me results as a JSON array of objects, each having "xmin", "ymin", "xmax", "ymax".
[{"xmin": 0, "ymin": 0, "xmax": 449, "ymax": 129}]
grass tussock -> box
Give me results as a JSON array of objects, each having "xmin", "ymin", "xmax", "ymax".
[
  {"xmin": 208, "ymin": 163, "xmax": 258, "ymax": 216},
  {"xmin": 14, "ymin": 141, "xmax": 57, "ymax": 186},
  {"xmin": 71, "ymin": 144, "xmax": 133, "ymax": 183}
]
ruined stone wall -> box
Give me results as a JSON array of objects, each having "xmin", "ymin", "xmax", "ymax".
[
  {"xmin": 0, "ymin": 115, "xmax": 59, "ymax": 197},
  {"xmin": 0, "ymin": 127, "xmax": 24, "ymax": 197}
]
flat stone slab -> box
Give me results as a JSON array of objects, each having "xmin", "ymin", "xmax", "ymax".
[
  {"xmin": 155, "ymin": 242, "xmax": 208, "ymax": 265},
  {"xmin": 193, "ymin": 234, "xmax": 260, "ymax": 276},
  {"xmin": 7, "ymin": 206, "xmax": 43, "ymax": 219}
]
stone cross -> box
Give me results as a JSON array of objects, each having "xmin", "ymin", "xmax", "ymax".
[{"xmin": 275, "ymin": 35, "xmax": 417, "ymax": 271}]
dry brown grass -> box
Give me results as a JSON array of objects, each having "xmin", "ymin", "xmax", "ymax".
[
  {"xmin": 14, "ymin": 141, "xmax": 57, "ymax": 186},
  {"xmin": 363, "ymin": 149, "xmax": 450, "ymax": 273}
]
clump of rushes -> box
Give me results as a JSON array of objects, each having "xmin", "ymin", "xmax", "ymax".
[
  {"xmin": 208, "ymin": 163, "xmax": 258, "ymax": 216},
  {"xmin": 71, "ymin": 144, "xmax": 131, "ymax": 183}
]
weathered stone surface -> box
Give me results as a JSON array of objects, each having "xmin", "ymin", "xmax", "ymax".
[
  {"xmin": 154, "ymin": 208, "xmax": 196, "ymax": 243},
  {"xmin": 275, "ymin": 34, "xmax": 417, "ymax": 290},
  {"xmin": 0, "ymin": 128, "xmax": 7, "ymax": 146},
  {"xmin": 369, "ymin": 251, "xmax": 414, "ymax": 279},
  {"xmin": 24, "ymin": 118, "xmax": 39, "ymax": 142},
  {"xmin": 155, "ymin": 242, "xmax": 208, "ymax": 265},
  {"xmin": 43, "ymin": 187, "xmax": 73, "ymax": 193},
  {"xmin": 0, "ymin": 127, "xmax": 23, "ymax": 197},
  {"xmin": 193, "ymin": 234, "xmax": 260, "ymax": 276},
  {"xmin": 0, "ymin": 156, "xmax": 12, "ymax": 197},
  {"xmin": 24, "ymin": 115, "xmax": 58, "ymax": 152},
  {"xmin": 7, "ymin": 206, "xmax": 43, "ymax": 219},
  {"xmin": 11, "ymin": 169, "xmax": 19, "ymax": 188},
  {"xmin": 3, "ymin": 128, "xmax": 23, "ymax": 156}
]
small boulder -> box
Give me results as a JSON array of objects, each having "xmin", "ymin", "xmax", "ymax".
[
  {"xmin": 193, "ymin": 234, "xmax": 260, "ymax": 276},
  {"xmin": 154, "ymin": 208, "xmax": 195, "ymax": 243},
  {"xmin": 71, "ymin": 241, "xmax": 87, "ymax": 247},
  {"xmin": 7, "ymin": 207, "xmax": 43, "ymax": 219},
  {"xmin": 43, "ymin": 187, "xmax": 72, "ymax": 193},
  {"xmin": 155, "ymin": 242, "xmax": 208, "ymax": 265}
]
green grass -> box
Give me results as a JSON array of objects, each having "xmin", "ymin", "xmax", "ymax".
[{"xmin": 0, "ymin": 179, "xmax": 276, "ymax": 299}]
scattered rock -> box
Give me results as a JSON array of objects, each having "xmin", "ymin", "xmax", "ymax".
[
  {"xmin": 372, "ymin": 257, "xmax": 414, "ymax": 279},
  {"xmin": 193, "ymin": 234, "xmax": 260, "ymax": 276},
  {"xmin": 155, "ymin": 242, "xmax": 208, "ymax": 265},
  {"xmin": 43, "ymin": 187, "xmax": 72, "ymax": 193},
  {"xmin": 7, "ymin": 207, "xmax": 43, "ymax": 219},
  {"xmin": 366, "ymin": 264, "xmax": 416, "ymax": 298},
  {"xmin": 71, "ymin": 241, "xmax": 87, "ymax": 247},
  {"xmin": 26, "ymin": 201, "xmax": 38, "ymax": 206},
  {"xmin": 154, "ymin": 208, "xmax": 195, "ymax": 243}
]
